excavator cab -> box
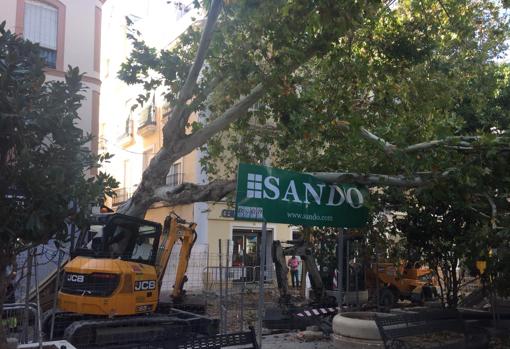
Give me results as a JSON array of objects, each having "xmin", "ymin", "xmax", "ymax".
[
  {"xmin": 59, "ymin": 214, "xmax": 162, "ymax": 316},
  {"xmin": 73, "ymin": 214, "xmax": 161, "ymax": 263}
]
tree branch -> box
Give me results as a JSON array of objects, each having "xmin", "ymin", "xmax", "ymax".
[
  {"xmin": 360, "ymin": 128, "xmax": 397, "ymax": 154},
  {"xmin": 152, "ymin": 179, "xmax": 236, "ymax": 206},
  {"xmin": 163, "ymin": 0, "xmax": 224, "ymax": 145},
  {"xmin": 163, "ymin": 75, "xmax": 225, "ymax": 121},
  {"xmin": 179, "ymin": 83, "xmax": 266, "ymax": 154},
  {"xmin": 311, "ymin": 172, "xmax": 427, "ymax": 187},
  {"xmin": 484, "ymin": 193, "xmax": 497, "ymax": 229},
  {"xmin": 247, "ymin": 123, "xmax": 280, "ymax": 134},
  {"xmin": 361, "ymin": 127, "xmax": 510, "ymax": 154}
]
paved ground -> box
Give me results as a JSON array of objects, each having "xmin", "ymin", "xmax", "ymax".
[{"xmin": 261, "ymin": 333, "xmax": 337, "ymax": 349}]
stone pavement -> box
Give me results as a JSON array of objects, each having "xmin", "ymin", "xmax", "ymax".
[{"xmin": 261, "ymin": 332, "xmax": 337, "ymax": 349}]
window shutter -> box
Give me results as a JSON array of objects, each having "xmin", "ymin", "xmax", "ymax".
[{"xmin": 24, "ymin": 0, "xmax": 58, "ymax": 50}]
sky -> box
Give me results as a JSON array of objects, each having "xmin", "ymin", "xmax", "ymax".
[{"xmin": 107, "ymin": 0, "xmax": 196, "ymax": 49}]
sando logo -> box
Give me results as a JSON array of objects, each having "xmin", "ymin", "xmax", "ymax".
[{"xmin": 245, "ymin": 172, "xmax": 364, "ymax": 209}]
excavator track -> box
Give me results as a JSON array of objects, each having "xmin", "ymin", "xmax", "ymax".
[{"xmin": 55, "ymin": 309, "xmax": 218, "ymax": 349}]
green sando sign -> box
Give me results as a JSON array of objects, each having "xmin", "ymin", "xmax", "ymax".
[{"xmin": 234, "ymin": 163, "xmax": 368, "ymax": 228}]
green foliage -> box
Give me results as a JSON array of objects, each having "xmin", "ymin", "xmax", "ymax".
[
  {"xmin": 118, "ymin": 0, "xmax": 383, "ymax": 175},
  {"xmin": 119, "ymin": 0, "xmax": 510, "ymax": 303},
  {"xmin": 0, "ymin": 22, "xmax": 118, "ymax": 256}
]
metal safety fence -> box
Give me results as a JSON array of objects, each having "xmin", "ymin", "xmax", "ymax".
[
  {"xmin": 2, "ymin": 303, "xmax": 41, "ymax": 344},
  {"xmin": 4, "ymin": 238, "xmax": 299, "ymax": 346}
]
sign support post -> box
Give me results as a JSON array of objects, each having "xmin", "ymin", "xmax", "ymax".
[
  {"xmin": 337, "ymin": 229, "xmax": 345, "ymax": 312},
  {"xmin": 257, "ymin": 221, "xmax": 267, "ymax": 348}
]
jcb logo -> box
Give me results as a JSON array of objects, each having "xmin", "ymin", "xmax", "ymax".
[
  {"xmin": 67, "ymin": 274, "xmax": 84, "ymax": 283},
  {"xmin": 134, "ymin": 280, "xmax": 156, "ymax": 291}
]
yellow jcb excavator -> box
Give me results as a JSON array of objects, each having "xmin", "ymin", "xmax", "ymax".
[{"xmin": 43, "ymin": 212, "xmax": 215, "ymax": 347}]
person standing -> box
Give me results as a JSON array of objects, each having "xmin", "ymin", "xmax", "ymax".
[{"xmin": 288, "ymin": 255, "xmax": 300, "ymax": 288}]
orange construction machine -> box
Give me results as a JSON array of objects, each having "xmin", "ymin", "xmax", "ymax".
[
  {"xmin": 43, "ymin": 212, "xmax": 214, "ymax": 347},
  {"xmin": 369, "ymin": 261, "xmax": 438, "ymax": 306}
]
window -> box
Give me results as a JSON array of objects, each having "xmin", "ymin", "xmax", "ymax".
[
  {"xmin": 166, "ymin": 162, "xmax": 183, "ymax": 187},
  {"xmin": 129, "ymin": 225, "xmax": 158, "ymax": 264},
  {"xmin": 292, "ymin": 230, "xmax": 303, "ymax": 241},
  {"xmin": 232, "ymin": 230, "xmax": 259, "ymax": 267},
  {"xmin": 24, "ymin": 0, "xmax": 58, "ymax": 68},
  {"xmin": 75, "ymin": 215, "xmax": 160, "ymax": 266}
]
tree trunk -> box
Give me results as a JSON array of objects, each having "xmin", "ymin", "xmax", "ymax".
[
  {"xmin": 432, "ymin": 264, "xmax": 445, "ymax": 308},
  {"xmin": 450, "ymin": 258, "xmax": 459, "ymax": 309}
]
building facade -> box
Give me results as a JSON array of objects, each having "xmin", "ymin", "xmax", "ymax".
[{"xmin": 2, "ymin": 0, "xmax": 105, "ymax": 164}]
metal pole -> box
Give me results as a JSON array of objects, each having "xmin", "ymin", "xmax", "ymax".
[
  {"xmin": 375, "ymin": 243, "xmax": 380, "ymax": 312},
  {"xmin": 218, "ymin": 239, "xmax": 223, "ymax": 333},
  {"xmin": 50, "ymin": 247, "xmax": 63, "ymax": 340},
  {"xmin": 337, "ymin": 229, "xmax": 345, "ymax": 312},
  {"xmin": 240, "ymin": 241, "xmax": 246, "ymax": 331},
  {"xmin": 22, "ymin": 249, "xmax": 33, "ymax": 343},
  {"xmin": 355, "ymin": 242, "xmax": 359, "ymax": 310},
  {"xmin": 69, "ymin": 221, "xmax": 76, "ymax": 256},
  {"xmin": 225, "ymin": 239, "xmax": 230, "ymax": 332},
  {"xmin": 205, "ymin": 244, "xmax": 210, "ymax": 310},
  {"xmin": 257, "ymin": 221, "xmax": 268, "ymax": 348},
  {"xmin": 33, "ymin": 249, "xmax": 43, "ymax": 349},
  {"xmin": 346, "ymin": 239, "xmax": 350, "ymax": 307}
]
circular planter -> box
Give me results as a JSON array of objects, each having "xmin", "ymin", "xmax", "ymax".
[{"xmin": 332, "ymin": 312, "xmax": 394, "ymax": 349}]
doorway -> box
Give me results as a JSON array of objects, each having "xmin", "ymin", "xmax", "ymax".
[{"xmin": 232, "ymin": 228, "xmax": 273, "ymax": 281}]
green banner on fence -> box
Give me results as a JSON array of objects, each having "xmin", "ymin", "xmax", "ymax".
[{"xmin": 234, "ymin": 163, "xmax": 368, "ymax": 228}]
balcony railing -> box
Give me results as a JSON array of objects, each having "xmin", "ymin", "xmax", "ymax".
[
  {"xmin": 118, "ymin": 119, "xmax": 135, "ymax": 147},
  {"xmin": 112, "ymin": 187, "xmax": 133, "ymax": 206},
  {"xmin": 137, "ymin": 106, "xmax": 156, "ymax": 136}
]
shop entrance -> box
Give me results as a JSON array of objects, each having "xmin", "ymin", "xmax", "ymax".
[{"xmin": 232, "ymin": 228, "xmax": 273, "ymax": 281}]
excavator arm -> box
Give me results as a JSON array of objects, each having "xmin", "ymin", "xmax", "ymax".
[
  {"xmin": 272, "ymin": 241, "xmax": 290, "ymax": 302},
  {"xmin": 156, "ymin": 213, "xmax": 198, "ymax": 302},
  {"xmin": 171, "ymin": 221, "xmax": 197, "ymax": 301},
  {"xmin": 156, "ymin": 215, "xmax": 179, "ymax": 285},
  {"xmin": 271, "ymin": 240, "xmax": 324, "ymax": 303}
]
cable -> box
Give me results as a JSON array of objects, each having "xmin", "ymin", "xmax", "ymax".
[{"xmin": 98, "ymin": 136, "xmax": 160, "ymax": 156}]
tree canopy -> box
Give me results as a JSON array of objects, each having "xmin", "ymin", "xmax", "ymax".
[
  {"xmin": 116, "ymin": 0, "xmax": 383, "ymax": 216},
  {"xmin": 117, "ymin": 0, "xmax": 510, "ymax": 306}
]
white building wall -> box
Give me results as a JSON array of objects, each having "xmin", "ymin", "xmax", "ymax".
[
  {"xmin": 2, "ymin": 2, "xmax": 17, "ymax": 31},
  {"xmin": 99, "ymin": 0, "xmax": 200, "ymax": 192},
  {"xmin": 0, "ymin": 0, "xmax": 103, "ymax": 154}
]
